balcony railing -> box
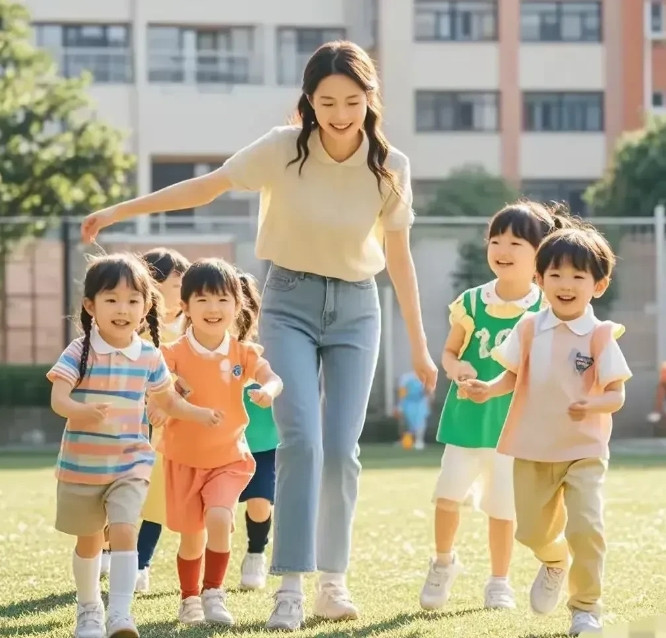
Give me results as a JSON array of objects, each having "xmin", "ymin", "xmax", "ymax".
[
  {"xmin": 44, "ymin": 47, "xmax": 133, "ymax": 83},
  {"xmin": 148, "ymin": 49, "xmax": 262, "ymax": 85}
]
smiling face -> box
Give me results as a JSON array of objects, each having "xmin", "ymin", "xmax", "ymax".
[
  {"xmin": 487, "ymin": 229, "xmax": 538, "ymax": 286},
  {"xmin": 537, "ymin": 259, "xmax": 608, "ymax": 321},
  {"xmin": 310, "ymin": 73, "xmax": 368, "ymax": 144},
  {"xmin": 183, "ymin": 287, "xmax": 238, "ymax": 348},
  {"xmin": 83, "ymin": 278, "xmax": 147, "ymax": 348}
]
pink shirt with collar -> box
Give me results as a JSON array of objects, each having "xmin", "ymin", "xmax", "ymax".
[{"xmin": 492, "ymin": 305, "xmax": 632, "ymax": 462}]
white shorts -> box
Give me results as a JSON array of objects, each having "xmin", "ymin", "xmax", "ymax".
[{"xmin": 433, "ymin": 444, "xmax": 515, "ymax": 521}]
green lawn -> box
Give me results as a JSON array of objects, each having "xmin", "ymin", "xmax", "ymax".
[{"xmin": 0, "ymin": 445, "xmax": 664, "ymax": 637}]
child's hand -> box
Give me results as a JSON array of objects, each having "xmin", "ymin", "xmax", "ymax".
[
  {"xmin": 453, "ymin": 361, "xmax": 478, "ymax": 384},
  {"xmin": 193, "ymin": 407, "xmax": 223, "ymax": 427},
  {"xmin": 148, "ymin": 405, "xmax": 169, "ymax": 428},
  {"xmin": 462, "ymin": 379, "xmax": 490, "ymax": 403},
  {"xmin": 248, "ymin": 387, "xmax": 274, "ymax": 408},
  {"xmin": 568, "ymin": 399, "xmax": 590, "ymax": 421},
  {"xmin": 73, "ymin": 402, "xmax": 111, "ymax": 426},
  {"xmin": 174, "ymin": 376, "xmax": 192, "ymax": 398}
]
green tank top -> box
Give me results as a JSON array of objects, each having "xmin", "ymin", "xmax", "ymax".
[
  {"xmin": 436, "ymin": 284, "xmax": 542, "ymax": 448},
  {"xmin": 243, "ymin": 383, "xmax": 279, "ymax": 453}
]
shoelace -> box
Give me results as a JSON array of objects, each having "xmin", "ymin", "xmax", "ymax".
[
  {"xmin": 543, "ymin": 568, "xmax": 565, "ymax": 592},
  {"xmin": 106, "ymin": 611, "xmax": 132, "ymax": 626},
  {"xmin": 320, "ymin": 583, "xmax": 352, "ymax": 604}
]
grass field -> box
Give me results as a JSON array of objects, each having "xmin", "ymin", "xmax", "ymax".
[{"xmin": 1, "ymin": 445, "xmax": 665, "ymax": 638}]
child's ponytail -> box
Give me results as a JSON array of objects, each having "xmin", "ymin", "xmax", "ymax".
[
  {"xmin": 236, "ymin": 271, "xmax": 261, "ymax": 342},
  {"xmin": 145, "ymin": 289, "xmax": 163, "ymax": 347},
  {"xmin": 547, "ymin": 201, "xmax": 580, "ymax": 232},
  {"xmin": 76, "ymin": 308, "xmax": 93, "ymax": 387}
]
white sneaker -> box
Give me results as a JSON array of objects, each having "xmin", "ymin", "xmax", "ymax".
[
  {"xmin": 240, "ymin": 553, "xmax": 267, "ymax": 590},
  {"xmin": 419, "ymin": 556, "xmax": 463, "ymax": 610},
  {"xmin": 135, "ymin": 568, "xmax": 150, "ymax": 593},
  {"xmin": 414, "ymin": 439, "xmax": 425, "ymax": 450},
  {"xmin": 530, "ymin": 564, "xmax": 567, "ymax": 615},
  {"xmin": 74, "ymin": 601, "xmax": 105, "ymax": 638},
  {"xmin": 178, "ymin": 596, "xmax": 205, "ymax": 625},
  {"xmin": 313, "ymin": 582, "xmax": 359, "ymax": 621},
  {"xmin": 266, "ymin": 590, "xmax": 305, "ymax": 631},
  {"xmin": 105, "ymin": 611, "xmax": 139, "ymax": 638},
  {"xmin": 484, "ymin": 577, "xmax": 516, "ymax": 609},
  {"xmin": 569, "ymin": 610, "xmax": 602, "ymax": 635},
  {"xmin": 99, "ymin": 552, "xmax": 111, "ymax": 579},
  {"xmin": 201, "ymin": 588, "xmax": 234, "ymax": 625}
]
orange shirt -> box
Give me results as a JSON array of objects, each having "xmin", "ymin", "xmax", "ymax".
[{"xmin": 158, "ymin": 329, "xmax": 265, "ymax": 469}]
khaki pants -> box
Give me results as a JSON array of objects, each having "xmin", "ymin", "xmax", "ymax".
[{"xmin": 514, "ymin": 457, "xmax": 607, "ymax": 615}]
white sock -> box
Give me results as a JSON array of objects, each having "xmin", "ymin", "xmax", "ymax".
[
  {"xmin": 72, "ymin": 550, "xmax": 102, "ymax": 605},
  {"xmin": 108, "ymin": 550, "xmax": 138, "ymax": 617},
  {"xmin": 280, "ymin": 572, "xmax": 303, "ymax": 594},
  {"xmin": 319, "ymin": 572, "xmax": 346, "ymax": 587},
  {"xmin": 489, "ymin": 575, "xmax": 509, "ymax": 583},
  {"xmin": 436, "ymin": 552, "xmax": 454, "ymax": 566}
]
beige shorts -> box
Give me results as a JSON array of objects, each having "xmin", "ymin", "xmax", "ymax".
[{"xmin": 56, "ymin": 476, "xmax": 149, "ymax": 537}]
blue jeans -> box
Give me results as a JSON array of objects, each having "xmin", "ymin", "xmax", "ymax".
[{"xmin": 259, "ymin": 264, "xmax": 381, "ymax": 574}]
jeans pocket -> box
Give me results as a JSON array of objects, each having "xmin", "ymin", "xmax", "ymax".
[
  {"xmin": 265, "ymin": 273, "xmax": 298, "ymax": 292},
  {"xmin": 350, "ymin": 278, "xmax": 376, "ymax": 290}
]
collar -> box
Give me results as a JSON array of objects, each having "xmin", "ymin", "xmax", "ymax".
[
  {"xmin": 90, "ymin": 325, "xmax": 143, "ymax": 361},
  {"xmin": 309, "ymin": 127, "xmax": 369, "ymax": 166},
  {"xmin": 186, "ymin": 326, "xmax": 230, "ymax": 356},
  {"xmin": 539, "ymin": 305, "xmax": 597, "ymax": 336},
  {"xmin": 481, "ymin": 280, "xmax": 541, "ymax": 310}
]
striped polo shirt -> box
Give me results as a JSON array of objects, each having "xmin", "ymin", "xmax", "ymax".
[{"xmin": 47, "ymin": 326, "xmax": 172, "ymax": 484}]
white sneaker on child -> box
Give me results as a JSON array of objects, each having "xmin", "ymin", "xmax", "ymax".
[
  {"xmin": 313, "ymin": 582, "xmax": 359, "ymax": 620},
  {"xmin": 530, "ymin": 564, "xmax": 567, "ymax": 614},
  {"xmin": 240, "ymin": 553, "xmax": 267, "ymax": 590},
  {"xmin": 99, "ymin": 552, "xmax": 111, "ymax": 579},
  {"xmin": 266, "ymin": 590, "xmax": 305, "ymax": 631},
  {"xmin": 74, "ymin": 602, "xmax": 105, "ymax": 638},
  {"xmin": 569, "ymin": 610, "xmax": 602, "ymax": 635},
  {"xmin": 419, "ymin": 556, "xmax": 463, "ymax": 610},
  {"xmin": 484, "ymin": 577, "xmax": 516, "ymax": 609},
  {"xmin": 105, "ymin": 611, "xmax": 138, "ymax": 638},
  {"xmin": 178, "ymin": 596, "xmax": 205, "ymax": 625},
  {"xmin": 201, "ymin": 588, "xmax": 234, "ymax": 625},
  {"xmin": 134, "ymin": 568, "xmax": 150, "ymax": 593}
]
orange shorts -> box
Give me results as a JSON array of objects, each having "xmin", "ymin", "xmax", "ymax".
[{"xmin": 164, "ymin": 456, "xmax": 255, "ymax": 534}]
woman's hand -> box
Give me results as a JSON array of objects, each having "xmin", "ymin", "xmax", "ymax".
[
  {"xmin": 81, "ymin": 207, "xmax": 119, "ymax": 243},
  {"xmin": 412, "ymin": 346, "xmax": 438, "ymax": 394}
]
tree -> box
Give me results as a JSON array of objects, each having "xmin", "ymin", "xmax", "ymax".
[
  {"xmin": 585, "ymin": 116, "xmax": 666, "ymax": 217},
  {"xmin": 0, "ymin": 0, "xmax": 134, "ymax": 358},
  {"xmin": 425, "ymin": 166, "xmax": 519, "ymax": 295}
]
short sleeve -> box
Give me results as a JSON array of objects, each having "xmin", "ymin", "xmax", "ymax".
[
  {"xmin": 160, "ymin": 343, "xmax": 177, "ymax": 375},
  {"xmin": 242, "ymin": 342, "xmax": 266, "ymax": 383},
  {"xmin": 147, "ymin": 350, "xmax": 172, "ymax": 394},
  {"xmin": 448, "ymin": 294, "xmax": 468, "ymax": 327},
  {"xmin": 221, "ymin": 127, "xmax": 285, "ymax": 191},
  {"xmin": 597, "ymin": 339, "xmax": 632, "ymax": 387},
  {"xmin": 381, "ymin": 151, "xmax": 415, "ymax": 231},
  {"xmin": 491, "ymin": 323, "xmax": 523, "ymax": 374},
  {"xmin": 47, "ymin": 339, "xmax": 83, "ymax": 387}
]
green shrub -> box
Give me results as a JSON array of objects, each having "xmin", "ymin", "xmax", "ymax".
[{"xmin": 0, "ymin": 365, "xmax": 52, "ymax": 407}]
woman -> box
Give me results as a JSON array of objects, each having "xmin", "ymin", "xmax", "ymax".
[{"xmin": 81, "ymin": 40, "xmax": 437, "ymax": 631}]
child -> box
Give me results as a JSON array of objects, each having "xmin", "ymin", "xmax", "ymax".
[
  {"xmin": 147, "ymin": 258, "xmax": 282, "ymax": 626},
  {"xmin": 238, "ymin": 383, "xmax": 279, "ymax": 590},
  {"xmin": 47, "ymin": 254, "xmax": 221, "ymax": 638},
  {"xmin": 134, "ymin": 248, "xmax": 190, "ymax": 592},
  {"xmin": 396, "ymin": 370, "xmax": 430, "ymax": 450},
  {"xmin": 465, "ymin": 227, "xmax": 632, "ymax": 636},
  {"xmin": 420, "ymin": 201, "xmax": 570, "ymax": 612}
]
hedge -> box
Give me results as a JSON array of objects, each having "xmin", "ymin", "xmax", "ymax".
[{"xmin": 0, "ymin": 365, "xmax": 52, "ymax": 407}]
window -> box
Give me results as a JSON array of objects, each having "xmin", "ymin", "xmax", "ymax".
[
  {"xmin": 522, "ymin": 180, "xmax": 591, "ymax": 216},
  {"xmin": 277, "ymin": 27, "xmax": 346, "ymax": 85},
  {"xmin": 416, "ymin": 91, "xmax": 499, "ymax": 131},
  {"xmin": 147, "ymin": 26, "xmax": 257, "ymax": 84},
  {"xmin": 523, "ymin": 92, "xmax": 603, "ymax": 132},
  {"xmin": 653, "ymin": 91, "xmax": 665, "ymax": 107},
  {"xmin": 652, "ymin": 2, "xmax": 664, "ymax": 34},
  {"xmin": 34, "ymin": 23, "xmax": 132, "ymax": 83},
  {"xmin": 521, "ymin": 2, "xmax": 601, "ymax": 42},
  {"xmin": 414, "ymin": 1, "xmax": 497, "ymax": 41}
]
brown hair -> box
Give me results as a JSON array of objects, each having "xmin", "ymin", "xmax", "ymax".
[
  {"xmin": 535, "ymin": 226, "xmax": 616, "ymax": 282},
  {"xmin": 288, "ymin": 40, "xmax": 398, "ymax": 194},
  {"xmin": 77, "ymin": 254, "xmax": 163, "ymax": 386},
  {"xmin": 180, "ymin": 258, "xmax": 260, "ymax": 341}
]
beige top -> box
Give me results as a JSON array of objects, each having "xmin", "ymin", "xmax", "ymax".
[
  {"xmin": 221, "ymin": 125, "xmax": 414, "ymax": 282},
  {"xmin": 492, "ymin": 305, "xmax": 632, "ymax": 462}
]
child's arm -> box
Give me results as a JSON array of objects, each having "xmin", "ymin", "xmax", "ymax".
[
  {"xmin": 442, "ymin": 323, "xmax": 477, "ymax": 383},
  {"xmin": 568, "ymin": 380, "xmax": 626, "ymax": 421},
  {"xmin": 150, "ymin": 388, "xmax": 222, "ymax": 427},
  {"xmin": 463, "ymin": 371, "xmax": 517, "ymax": 403},
  {"xmin": 247, "ymin": 359, "xmax": 283, "ymax": 408},
  {"xmin": 50, "ymin": 378, "xmax": 110, "ymax": 425}
]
